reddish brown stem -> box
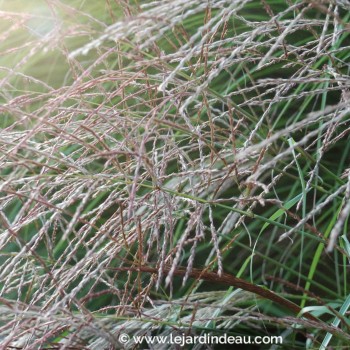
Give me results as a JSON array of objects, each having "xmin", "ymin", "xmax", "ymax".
[{"xmin": 109, "ymin": 265, "xmax": 319, "ymax": 322}]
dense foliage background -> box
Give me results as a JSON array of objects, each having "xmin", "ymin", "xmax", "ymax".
[{"xmin": 0, "ymin": 0, "xmax": 350, "ymax": 348}]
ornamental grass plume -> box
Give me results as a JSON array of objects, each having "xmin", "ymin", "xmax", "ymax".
[{"xmin": 0, "ymin": 0, "xmax": 350, "ymax": 348}]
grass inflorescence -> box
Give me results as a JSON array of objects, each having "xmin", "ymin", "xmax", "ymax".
[{"xmin": 0, "ymin": 0, "xmax": 350, "ymax": 349}]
